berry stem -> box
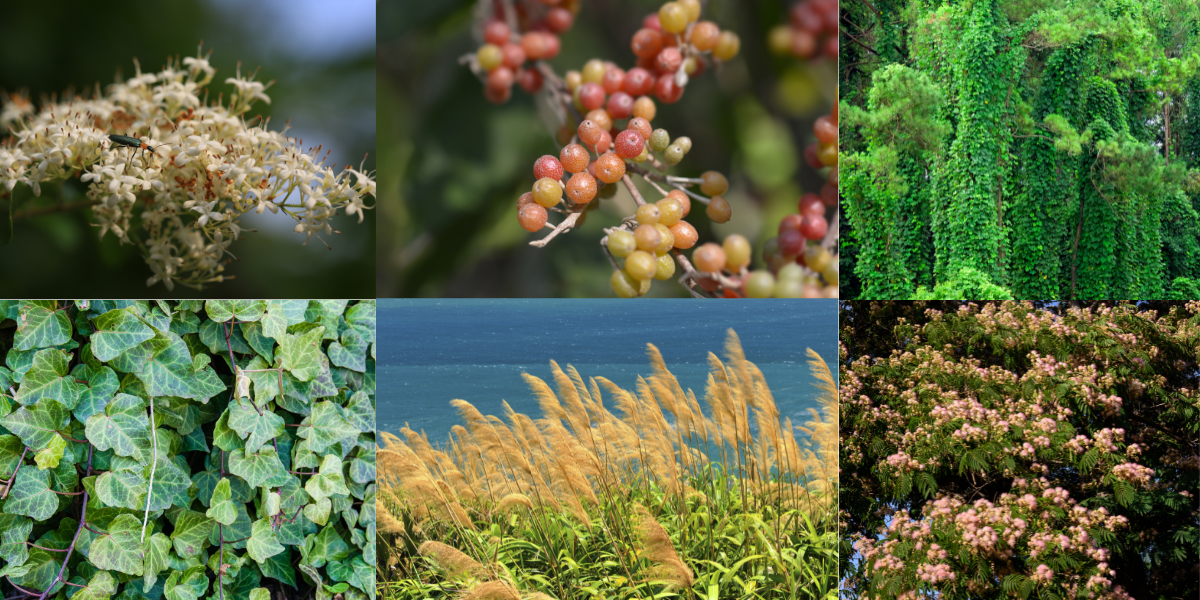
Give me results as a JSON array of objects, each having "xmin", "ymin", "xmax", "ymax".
[
  {"xmin": 620, "ymin": 173, "xmax": 647, "ymax": 207},
  {"xmin": 529, "ymin": 211, "xmax": 583, "ymax": 247}
]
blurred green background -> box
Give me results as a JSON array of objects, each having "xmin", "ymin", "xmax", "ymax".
[
  {"xmin": 0, "ymin": 0, "xmax": 375, "ymax": 298},
  {"xmin": 379, "ymin": 0, "xmax": 836, "ymax": 297}
]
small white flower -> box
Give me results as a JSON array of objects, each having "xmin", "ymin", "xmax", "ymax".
[{"xmin": 192, "ymin": 201, "xmax": 226, "ymax": 227}]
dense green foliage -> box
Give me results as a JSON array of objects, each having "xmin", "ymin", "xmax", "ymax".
[
  {"xmin": 840, "ymin": 300, "xmax": 1199, "ymax": 599},
  {"xmin": 0, "ymin": 300, "xmax": 376, "ymax": 600},
  {"xmin": 840, "ymin": 0, "xmax": 1200, "ymax": 299}
]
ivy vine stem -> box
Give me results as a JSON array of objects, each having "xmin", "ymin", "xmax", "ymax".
[
  {"xmin": 36, "ymin": 446, "xmax": 91, "ymax": 600},
  {"xmin": 141, "ymin": 398, "xmax": 157, "ymax": 545},
  {"xmin": 1, "ymin": 447, "xmax": 28, "ymax": 499}
]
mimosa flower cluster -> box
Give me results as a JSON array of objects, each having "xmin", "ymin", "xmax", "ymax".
[
  {"xmin": 841, "ymin": 302, "xmax": 1199, "ymax": 599},
  {"xmin": 0, "ymin": 48, "xmax": 374, "ymax": 289}
]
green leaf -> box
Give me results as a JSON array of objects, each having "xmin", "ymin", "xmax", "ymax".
[
  {"xmin": 305, "ymin": 454, "xmax": 350, "ymax": 503},
  {"xmin": 14, "ymin": 301, "xmax": 72, "ymax": 351},
  {"xmin": 228, "ymin": 397, "xmax": 285, "ymax": 454},
  {"xmin": 206, "ymin": 478, "xmax": 238, "ymax": 526},
  {"xmin": 278, "ymin": 326, "xmax": 326, "ymax": 382},
  {"xmin": 95, "ymin": 467, "xmax": 146, "ymax": 510},
  {"xmin": 249, "ymin": 588, "xmax": 271, "ymax": 600},
  {"xmin": 205, "ymin": 300, "xmax": 267, "ymax": 323},
  {"xmin": 212, "ymin": 409, "xmax": 246, "ymax": 452},
  {"xmin": 146, "ymin": 454, "xmax": 191, "ymax": 511},
  {"xmin": 13, "ymin": 349, "xmax": 80, "ymax": 407},
  {"xmin": 2, "ymin": 397, "xmax": 68, "ymax": 451},
  {"xmin": 89, "ymin": 514, "xmax": 143, "ymax": 576},
  {"xmin": 71, "ymin": 363, "xmax": 119, "ymax": 422},
  {"xmin": 6, "ymin": 466, "xmax": 59, "ymax": 520},
  {"xmin": 263, "ymin": 301, "xmax": 309, "ymax": 341},
  {"xmin": 247, "ymin": 518, "xmax": 286, "ymax": 563},
  {"xmin": 0, "ymin": 514, "xmax": 32, "ymax": 566},
  {"xmin": 257, "ymin": 548, "xmax": 296, "ymax": 588},
  {"xmin": 328, "ymin": 328, "xmax": 368, "ymax": 373},
  {"xmin": 142, "ymin": 532, "xmax": 171, "ymax": 593},
  {"xmin": 304, "ymin": 496, "xmax": 332, "ymax": 526},
  {"xmin": 164, "ymin": 565, "xmax": 209, "ymax": 600},
  {"xmin": 343, "ymin": 391, "xmax": 375, "ymax": 432},
  {"xmin": 299, "ymin": 401, "xmax": 357, "ymax": 453},
  {"xmin": 135, "ymin": 331, "xmax": 224, "ymax": 402},
  {"xmin": 90, "ymin": 308, "xmax": 155, "ymax": 362},
  {"xmin": 85, "ymin": 394, "xmax": 151, "ymax": 464},
  {"xmin": 228, "ymin": 447, "xmax": 290, "ymax": 489},
  {"xmin": 34, "ymin": 434, "xmax": 67, "ymax": 469},
  {"xmin": 171, "ymin": 510, "xmax": 214, "ymax": 559},
  {"xmin": 304, "ymin": 525, "xmax": 350, "ymax": 568},
  {"xmin": 70, "ymin": 570, "xmax": 117, "ymax": 600}
]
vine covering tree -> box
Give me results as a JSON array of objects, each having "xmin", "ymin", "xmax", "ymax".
[
  {"xmin": 839, "ymin": 0, "xmax": 1200, "ymax": 300},
  {"xmin": 839, "ymin": 300, "xmax": 1198, "ymax": 599}
]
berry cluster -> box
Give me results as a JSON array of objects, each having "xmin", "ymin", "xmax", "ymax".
[
  {"xmin": 769, "ymin": 0, "xmax": 839, "ymax": 60},
  {"xmin": 472, "ymin": 1, "xmax": 581, "ymax": 103},
  {"xmin": 683, "ymin": 234, "xmax": 835, "ymax": 298}
]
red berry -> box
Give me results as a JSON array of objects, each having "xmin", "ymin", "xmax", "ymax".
[
  {"xmin": 518, "ymin": 203, "xmax": 548, "ymax": 232},
  {"xmin": 779, "ymin": 214, "xmax": 803, "ymax": 236},
  {"xmin": 560, "ymin": 143, "xmax": 589, "ymax": 173},
  {"xmin": 791, "ymin": 30, "xmax": 816, "ymax": 58},
  {"xmin": 804, "ymin": 143, "xmax": 822, "ymax": 169},
  {"xmin": 798, "ymin": 193, "xmax": 824, "ymax": 218},
  {"xmin": 655, "ymin": 73, "xmax": 683, "ymax": 104},
  {"xmin": 615, "ymin": 129, "xmax": 644, "ymax": 159},
  {"xmin": 631, "ymin": 28, "xmax": 664, "ymax": 59},
  {"xmin": 545, "ymin": 7, "xmax": 573, "ymax": 32},
  {"xmin": 799, "ymin": 214, "xmax": 828, "ymax": 240},
  {"xmin": 518, "ymin": 67, "xmax": 543, "ymax": 93},
  {"xmin": 624, "ymin": 67, "xmax": 654, "ymax": 96},
  {"xmin": 601, "ymin": 66, "xmax": 625, "ymax": 95},
  {"xmin": 484, "ymin": 84, "xmax": 511, "ymax": 104},
  {"xmin": 591, "ymin": 129, "xmax": 612, "ymax": 154},
  {"xmin": 578, "ymin": 119, "xmax": 604, "ymax": 146},
  {"xmin": 821, "ymin": 180, "xmax": 838, "ymax": 206},
  {"xmin": 655, "ymin": 47, "xmax": 683, "ymax": 74},
  {"xmin": 626, "ymin": 117, "xmax": 652, "ymax": 141},
  {"xmin": 578, "ymin": 82, "xmax": 606, "ymax": 111},
  {"xmin": 606, "ymin": 91, "xmax": 635, "ymax": 119},
  {"xmin": 487, "ymin": 66, "xmax": 514, "ymax": 92},
  {"xmin": 643, "ymin": 13, "xmax": 661, "ymax": 31},
  {"xmin": 542, "ymin": 32, "xmax": 561, "ymax": 58},
  {"xmin": 534, "ymin": 155, "xmax": 564, "ymax": 181},
  {"xmin": 814, "ymin": 115, "xmax": 837, "ymax": 145},
  {"xmin": 501, "ymin": 43, "xmax": 526, "ymax": 69},
  {"xmin": 484, "ymin": 20, "xmax": 510, "ymax": 45},
  {"xmin": 779, "ymin": 228, "xmax": 805, "ymax": 255}
]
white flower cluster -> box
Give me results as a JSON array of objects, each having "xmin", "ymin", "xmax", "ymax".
[{"xmin": 0, "ymin": 47, "xmax": 374, "ymax": 290}]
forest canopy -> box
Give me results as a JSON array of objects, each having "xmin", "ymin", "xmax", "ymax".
[{"xmin": 839, "ymin": 0, "xmax": 1200, "ymax": 300}]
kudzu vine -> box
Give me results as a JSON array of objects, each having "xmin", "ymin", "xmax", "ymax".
[
  {"xmin": 0, "ymin": 300, "xmax": 376, "ymax": 600},
  {"xmin": 840, "ymin": 0, "xmax": 1200, "ymax": 299}
]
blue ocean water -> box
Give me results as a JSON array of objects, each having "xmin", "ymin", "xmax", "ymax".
[{"xmin": 378, "ymin": 299, "xmax": 838, "ymax": 446}]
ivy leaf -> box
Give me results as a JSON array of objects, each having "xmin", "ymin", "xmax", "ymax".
[
  {"xmin": 89, "ymin": 514, "xmax": 143, "ymax": 576},
  {"xmin": 34, "ymin": 434, "xmax": 67, "ymax": 469},
  {"xmin": 85, "ymin": 393, "xmax": 151, "ymax": 464},
  {"xmin": 0, "ymin": 514, "xmax": 32, "ymax": 567},
  {"xmin": 228, "ymin": 446, "xmax": 290, "ymax": 489},
  {"xmin": 71, "ymin": 363, "xmax": 119, "ymax": 422},
  {"xmin": 212, "ymin": 409, "xmax": 246, "ymax": 452},
  {"xmin": 277, "ymin": 326, "xmax": 326, "ymax": 382},
  {"xmin": 327, "ymin": 328, "xmax": 368, "ymax": 373},
  {"xmin": 14, "ymin": 301, "xmax": 72, "ymax": 351},
  {"xmin": 305, "ymin": 454, "xmax": 350, "ymax": 503},
  {"xmin": 142, "ymin": 532, "xmax": 172, "ymax": 593},
  {"xmin": 205, "ymin": 300, "xmax": 267, "ymax": 324},
  {"xmin": 95, "ymin": 467, "xmax": 146, "ymax": 510},
  {"xmin": 171, "ymin": 510, "xmax": 214, "ymax": 559},
  {"xmin": 6, "ymin": 465, "xmax": 60, "ymax": 520},
  {"xmin": 262, "ymin": 301, "xmax": 310, "ymax": 341},
  {"xmin": 145, "ymin": 454, "xmax": 191, "ymax": 511},
  {"xmin": 303, "ymin": 496, "xmax": 332, "ymax": 526},
  {"xmin": 257, "ymin": 548, "xmax": 296, "ymax": 588},
  {"xmin": 206, "ymin": 478, "xmax": 238, "ymax": 526},
  {"xmin": 343, "ymin": 391, "xmax": 375, "ymax": 433},
  {"xmin": 228, "ymin": 397, "xmax": 285, "ymax": 454},
  {"xmin": 69, "ymin": 570, "xmax": 117, "ymax": 600},
  {"xmin": 0, "ymin": 435, "xmax": 23, "ymax": 479},
  {"xmin": 298, "ymin": 401, "xmax": 356, "ymax": 453},
  {"xmin": 247, "ymin": 518, "xmax": 286, "ymax": 563},
  {"xmin": 13, "ymin": 349, "xmax": 80, "ymax": 407},
  {"xmin": 350, "ymin": 447, "xmax": 375, "ymax": 485},
  {"xmin": 249, "ymin": 588, "xmax": 271, "ymax": 600},
  {"xmin": 328, "ymin": 555, "xmax": 375, "ymax": 600},
  {"xmin": 135, "ymin": 331, "xmax": 224, "ymax": 402},
  {"xmin": 304, "ymin": 526, "xmax": 350, "ymax": 568},
  {"xmin": 90, "ymin": 308, "xmax": 154, "ymax": 362},
  {"xmin": 344, "ymin": 301, "xmax": 375, "ymax": 344},
  {"xmin": 164, "ymin": 565, "xmax": 209, "ymax": 600},
  {"xmin": 2, "ymin": 398, "xmax": 68, "ymax": 451}
]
